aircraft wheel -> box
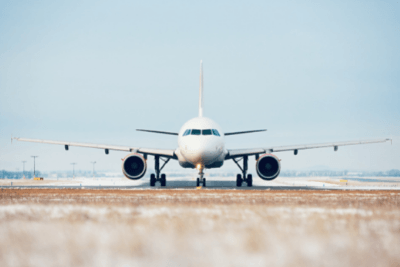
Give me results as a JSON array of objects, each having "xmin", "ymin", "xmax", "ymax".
[
  {"xmin": 236, "ymin": 174, "xmax": 242, "ymax": 187},
  {"xmin": 150, "ymin": 174, "xmax": 156, "ymax": 187},
  {"xmin": 196, "ymin": 178, "xmax": 200, "ymax": 187},
  {"xmin": 203, "ymin": 178, "xmax": 206, "ymax": 187},
  {"xmin": 161, "ymin": 174, "xmax": 166, "ymax": 187},
  {"xmin": 247, "ymin": 174, "xmax": 253, "ymax": 187}
]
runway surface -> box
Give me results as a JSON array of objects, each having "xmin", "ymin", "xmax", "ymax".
[
  {"xmin": 1, "ymin": 176, "xmax": 399, "ymax": 190},
  {"xmin": 1, "ymin": 175, "xmax": 399, "ymax": 267},
  {"xmin": 1, "ymin": 187, "xmax": 399, "ymax": 267}
]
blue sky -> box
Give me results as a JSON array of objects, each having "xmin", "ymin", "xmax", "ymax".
[{"xmin": 1, "ymin": 0, "xmax": 399, "ymax": 173}]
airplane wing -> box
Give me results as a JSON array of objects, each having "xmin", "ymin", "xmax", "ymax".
[
  {"xmin": 226, "ymin": 138, "xmax": 391, "ymax": 159},
  {"xmin": 13, "ymin": 137, "xmax": 177, "ymax": 159}
]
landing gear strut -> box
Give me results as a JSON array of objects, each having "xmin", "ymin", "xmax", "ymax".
[
  {"xmin": 150, "ymin": 155, "xmax": 170, "ymax": 187},
  {"xmin": 232, "ymin": 155, "xmax": 253, "ymax": 187},
  {"xmin": 196, "ymin": 165, "xmax": 206, "ymax": 187}
]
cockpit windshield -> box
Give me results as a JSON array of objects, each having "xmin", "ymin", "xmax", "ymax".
[
  {"xmin": 212, "ymin": 129, "xmax": 220, "ymax": 136},
  {"xmin": 191, "ymin": 129, "xmax": 201, "ymax": 135},
  {"xmin": 202, "ymin": 129, "xmax": 212, "ymax": 135},
  {"xmin": 183, "ymin": 129, "xmax": 221, "ymax": 136}
]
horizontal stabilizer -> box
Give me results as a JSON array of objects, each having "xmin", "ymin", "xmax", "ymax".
[
  {"xmin": 225, "ymin": 129, "xmax": 267, "ymax": 136},
  {"xmin": 136, "ymin": 129, "xmax": 178, "ymax": 136}
]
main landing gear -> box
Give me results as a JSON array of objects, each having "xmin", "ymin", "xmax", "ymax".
[
  {"xmin": 233, "ymin": 155, "xmax": 253, "ymax": 187},
  {"xmin": 196, "ymin": 165, "xmax": 206, "ymax": 187},
  {"xmin": 150, "ymin": 155, "xmax": 170, "ymax": 187}
]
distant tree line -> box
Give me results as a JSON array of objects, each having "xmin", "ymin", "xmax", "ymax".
[
  {"xmin": 0, "ymin": 170, "xmax": 41, "ymax": 179},
  {"xmin": 1, "ymin": 169, "xmax": 400, "ymax": 179},
  {"xmin": 280, "ymin": 169, "xmax": 400, "ymax": 177},
  {"xmin": 0, "ymin": 170, "xmax": 98, "ymax": 179}
]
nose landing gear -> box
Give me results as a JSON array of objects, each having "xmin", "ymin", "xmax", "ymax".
[
  {"xmin": 233, "ymin": 155, "xmax": 253, "ymax": 187},
  {"xmin": 196, "ymin": 165, "xmax": 206, "ymax": 187},
  {"xmin": 150, "ymin": 155, "xmax": 170, "ymax": 187}
]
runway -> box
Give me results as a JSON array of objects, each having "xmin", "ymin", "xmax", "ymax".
[
  {"xmin": 1, "ymin": 187, "xmax": 399, "ymax": 267},
  {"xmin": 1, "ymin": 176, "xmax": 399, "ymax": 191},
  {"xmin": 2, "ymin": 174, "xmax": 400, "ymax": 266}
]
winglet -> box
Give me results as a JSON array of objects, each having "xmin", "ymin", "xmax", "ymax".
[
  {"xmin": 199, "ymin": 60, "xmax": 203, "ymax": 117},
  {"xmin": 11, "ymin": 136, "xmax": 19, "ymax": 143}
]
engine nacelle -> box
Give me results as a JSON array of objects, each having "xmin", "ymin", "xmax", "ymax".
[
  {"xmin": 122, "ymin": 153, "xmax": 147, "ymax": 180},
  {"xmin": 256, "ymin": 154, "xmax": 281, "ymax": 180}
]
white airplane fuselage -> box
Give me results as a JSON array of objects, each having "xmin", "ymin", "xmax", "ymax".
[{"xmin": 176, "ymin": 117, "xmax": 227, "ymax": 170}]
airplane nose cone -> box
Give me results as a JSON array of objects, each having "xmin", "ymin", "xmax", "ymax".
[{"xmin": 182, "ymin": 142, "xmax": 222, "ymax": 165}]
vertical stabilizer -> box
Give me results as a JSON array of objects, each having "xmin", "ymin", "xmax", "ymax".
[{"xmin": 199, "ymin": 60, "xmax": 204, "ymax": 117}]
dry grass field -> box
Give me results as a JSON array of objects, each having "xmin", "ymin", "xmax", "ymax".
[{"xmin": 0, "ymin": 189, "xmax": 399, "ymax": 267}]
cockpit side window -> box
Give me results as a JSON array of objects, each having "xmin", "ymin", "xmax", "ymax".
[
  {"xmin": 191, "ymin": 129, "xmax": 201, "ymax": 135},
  {"xmin": 212, "ymin": 129, "xmax": 221, "ymax": 136},
  {"xmin": 202, "ymin": 129, "xmax": 212, "ymax": 135},
  {"xmin": 183, "ymin": 129, "xmax": 191, "ymax": 136}
]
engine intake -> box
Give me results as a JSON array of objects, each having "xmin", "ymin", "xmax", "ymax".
[
  {"xmin": 256, "ymin": 154, "xmax": 281, "ymax": 180},
  {"xmin": 122, "ymin": 153, "xmax": 147, "ymax": 180}
]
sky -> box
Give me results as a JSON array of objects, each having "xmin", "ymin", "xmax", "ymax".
[{"xmin": 1, "ymin": 0, "xmax": 399, "ymax": 174}]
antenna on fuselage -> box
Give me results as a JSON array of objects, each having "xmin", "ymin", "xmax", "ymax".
[{"xmin": 199, "ymin": 60, "xmax": 203, "ymax": 117}]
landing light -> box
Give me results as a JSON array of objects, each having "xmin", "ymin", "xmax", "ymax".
[{"xmin": 197, "ymin": 164, "xmax": 202, "ymax": 170}]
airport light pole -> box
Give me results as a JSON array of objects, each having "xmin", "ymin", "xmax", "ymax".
[
  {"xmin": 22, "ymin": 161, "xmax": 26, "ymax": 178},
  {"xmin": 91, "ymin": 161, "xmax": 96, "ymax": 179},
  {"xmin": 71, "ymin": 163, "xmax": 77, "ymax": 179},
  {"xmin": 31, "ymin": 156, "xmax": 38, "ymax": 178}
]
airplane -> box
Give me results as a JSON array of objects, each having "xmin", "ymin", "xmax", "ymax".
[{"xmin": 13, "ymin": 61, "xmax": 391, "ymax": 187}]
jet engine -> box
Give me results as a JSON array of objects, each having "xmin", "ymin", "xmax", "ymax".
[
  {"xmin": 122, "ymin": 153, "xmax": 147, "ymax": 180},
  {"xmin": 256, "ymin": 154, "xmax": 281, "ymax": 180}
]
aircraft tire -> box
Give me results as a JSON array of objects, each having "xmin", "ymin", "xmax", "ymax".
[
  {"xmin": 150, "ymin": 174, "xmax": 156, "ymax": 187},
  {"xmin": 196, "ymin": 178, "xmax": 200, "ymax": 187},
  {"xmin": 161, "ymin": 174, "xmax": 166, "ymax": 186},
  {"xmin": 247, "ymin": 174, "xmax": 253, "ymax": 187},
  {"xmin": 203, "ymin": 178, "xmax": 206, "ymax": 187},
  {"xmin": 236, "ymin": 174, "xmax": 242, "ymax": 187}
]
